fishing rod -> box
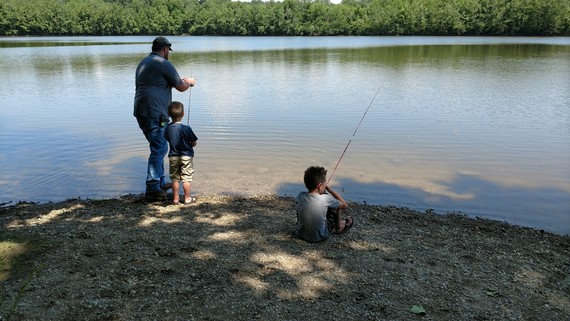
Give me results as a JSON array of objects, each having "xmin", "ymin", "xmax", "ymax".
[{"xmin": 327, "ymin": 85, "xmax": 382, "ymax": 185}]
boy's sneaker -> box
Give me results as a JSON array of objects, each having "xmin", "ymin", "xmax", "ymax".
[{"xmin": 145, "ymin": 189, "xmax": 167, "ymax": 202}]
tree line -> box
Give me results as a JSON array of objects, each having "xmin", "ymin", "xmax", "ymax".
[{"xmin": 1, "ymin": 0, "xmax": 568, "ymax": 36}]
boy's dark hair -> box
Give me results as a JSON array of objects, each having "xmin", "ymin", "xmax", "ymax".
[
  {"xmin": 168, "ymin": 101, "xmax": 184, "ymax": 120},
  {"xmin": 304, "ymin": 166, "xmax": 327, "ymax": 190}
]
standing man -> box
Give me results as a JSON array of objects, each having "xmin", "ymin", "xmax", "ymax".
[{"xmin": 134, "ymin": 36, "xmax": 196, "ymax": 202}]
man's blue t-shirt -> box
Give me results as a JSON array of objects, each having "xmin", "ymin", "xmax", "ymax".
[{"xmin": 134, "ymin": 53, "xmax": 184, "ymax": 119}]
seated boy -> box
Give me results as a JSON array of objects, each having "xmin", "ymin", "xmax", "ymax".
[{"xmin": 295, "ymin": 166, "xmax": 353, "ymax": 242}]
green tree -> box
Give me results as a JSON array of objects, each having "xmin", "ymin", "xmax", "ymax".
[{"xmin": 0, "ymin": 0, "xmax": 568, "ymax": 36}]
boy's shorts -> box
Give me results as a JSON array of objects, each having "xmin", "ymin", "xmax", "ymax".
[{"xmin": 169, "ymin": 156, "xmax": 194, "ymax": 182}]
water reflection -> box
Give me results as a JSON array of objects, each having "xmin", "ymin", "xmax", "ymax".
[{"xmin": 0, "ymin": 37, "xmax": 568, "ymax": 235}]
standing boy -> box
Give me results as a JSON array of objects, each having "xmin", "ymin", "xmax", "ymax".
[
  {"xmin": 295, "ymin": 166, "xmax": 353, "ymax": 242},
  {"xmin": 164, "ymin": 101, "xmax": 198, "ymax": 205}
]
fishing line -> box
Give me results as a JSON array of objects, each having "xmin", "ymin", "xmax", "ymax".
[
  {"xmin": 187, "ymin": 65, "xmax": 193, "ymax": 125},
  {"xmin": 186, "ymin": 85, "xmax": 192, "ymax": 125},
  {"xmin": 327, "ymin": 85, "xmax": 382, "ymax": 184}
]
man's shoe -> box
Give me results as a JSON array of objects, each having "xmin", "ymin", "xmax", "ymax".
[
  {"xmin": 161, "ymin": 182, "xmax": 173, "ymax": 191},
  {"xmin": 145, "ymin": 189, "xmax": 167, "ymax": 202}
]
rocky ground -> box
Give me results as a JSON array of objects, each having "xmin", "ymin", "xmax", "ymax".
[{"xmin": 1, "ymin": 194, "xmax": 569, "ymax": 321}]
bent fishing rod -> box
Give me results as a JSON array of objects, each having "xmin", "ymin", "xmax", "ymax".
[{"xmin": 327, "ymin": 85, "xmax": 382, "ymax": 185}]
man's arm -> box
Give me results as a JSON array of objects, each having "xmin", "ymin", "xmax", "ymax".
[{"xmin": 175, "ymin": 77, "xmax": 196, "ymax": 92}]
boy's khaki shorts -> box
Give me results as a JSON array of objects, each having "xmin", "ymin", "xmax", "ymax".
[{"xmin": 169, "ymin": 156, "xmax": 194, "ymax": 182}]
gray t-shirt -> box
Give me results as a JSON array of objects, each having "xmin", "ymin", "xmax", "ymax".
[
  {"xmin": 134, "ymin": 52, "xmax": 184, "ymax": 119},
  {"xmin": 295, "ymin": 191, "xmax": 340, "ymax": 242}
]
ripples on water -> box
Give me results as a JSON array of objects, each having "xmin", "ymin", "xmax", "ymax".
[{"xmin": 0, "ymin": 36, "xmax": 569, "ymax": 234}]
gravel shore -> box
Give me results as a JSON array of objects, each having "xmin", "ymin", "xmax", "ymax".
[{"xmin": 1, "ymin": 194, "xmax": 569, "ymax": 320}]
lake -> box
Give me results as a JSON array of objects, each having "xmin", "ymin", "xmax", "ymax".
[{"xmin": 0, "ymin": 36, "xmax": 568, "ymax": 235}]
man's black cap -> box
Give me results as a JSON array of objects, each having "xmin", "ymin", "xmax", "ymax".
[{"xmin": 153, "ymin": 36, "xmax": 173, "ymax": 51}]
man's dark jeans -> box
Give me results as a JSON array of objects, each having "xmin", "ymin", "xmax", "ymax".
[{"xmin": 137, "ymin": 117, "xmax": 168, "ymax": 192}]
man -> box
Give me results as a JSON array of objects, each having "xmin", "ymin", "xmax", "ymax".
[{"xmin": 134, "ymin": 36, "xmax": 196, "ymax": 201}]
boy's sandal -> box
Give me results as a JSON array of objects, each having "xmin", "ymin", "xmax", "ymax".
[
  {"xmin": 334, "ymin": 217, "xmax": 354, "ymax": 235},
  {"xmin": 183, "ymin": 196, "xmax": 197, "ymax": 204},
  {"xmin": 173, "ymin": 197, "xmax": 196, "ymax": 206}
]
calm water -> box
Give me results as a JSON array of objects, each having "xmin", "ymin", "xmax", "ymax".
[{"xmin": 0, "ymin": 36, "xmax": 569, "ymax": 235}]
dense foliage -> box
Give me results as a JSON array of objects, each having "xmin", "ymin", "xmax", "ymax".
[{"xmin": 1, "ymin": 0, "xmax": 568, "ymax": 36}]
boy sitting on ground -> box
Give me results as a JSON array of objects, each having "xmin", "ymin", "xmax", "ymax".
[{"xmin": 295, "ymin": 166, "xmax": 353, "ymax": 242}]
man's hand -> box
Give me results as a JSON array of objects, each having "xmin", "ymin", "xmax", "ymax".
[{"xmin": 183, "ymin": 77, "xmax": 196, "ymax": 87}]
